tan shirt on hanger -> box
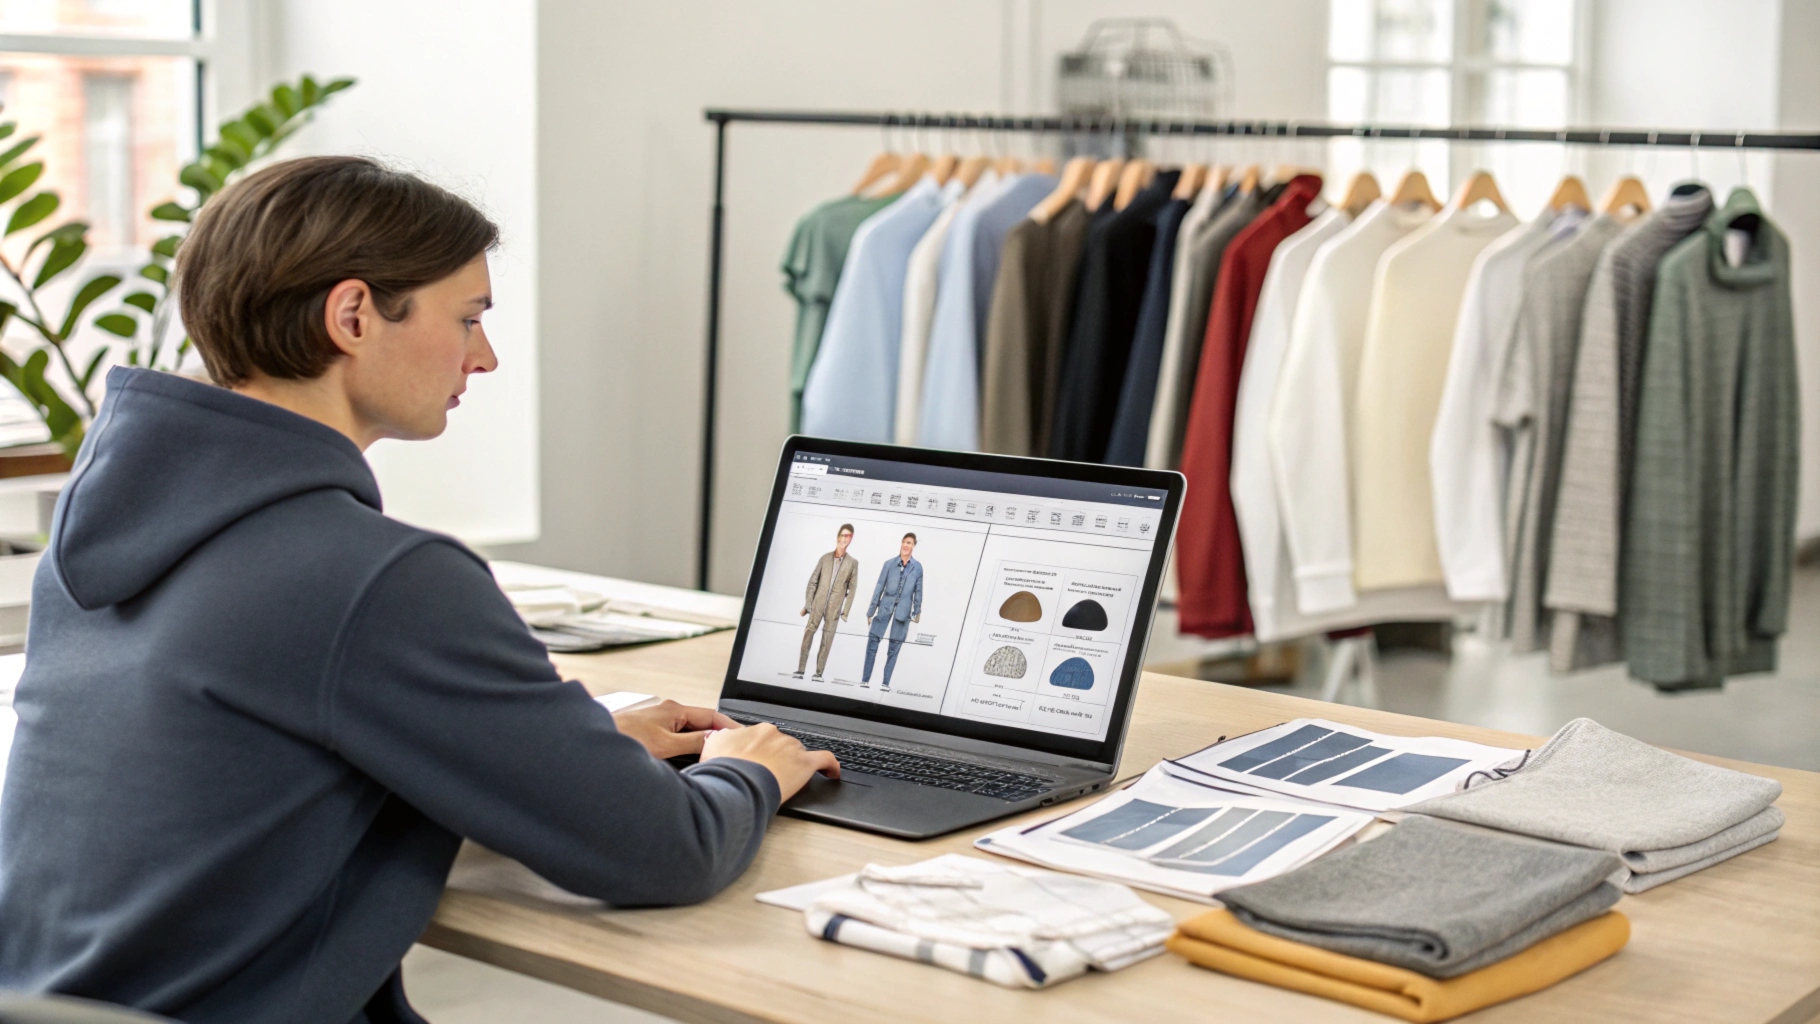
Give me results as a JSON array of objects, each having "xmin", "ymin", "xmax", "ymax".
[{"xmin": 1351, "ymin": 201, "xmax": 1518, "ymax": 592}]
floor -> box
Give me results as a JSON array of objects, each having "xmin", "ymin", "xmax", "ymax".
[{"xmin": 406, "ymin": 564, "xmax": 1820, "ymax": 1020}]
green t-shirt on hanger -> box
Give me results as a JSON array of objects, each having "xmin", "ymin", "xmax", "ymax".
[{"xmin": 782, "ymin": 193, "xmax": 897, "ymax": 430}]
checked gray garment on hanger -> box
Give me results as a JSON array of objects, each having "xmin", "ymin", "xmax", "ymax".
[
  {"xmin": 1217, "ymin": 816, "xmax": 1620, "ymax": 978},
  {"xmin": 1411, "ymin": 718, "xmax": 1782, "ymax": 893}
]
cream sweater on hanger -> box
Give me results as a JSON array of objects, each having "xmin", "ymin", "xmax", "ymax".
[{"xmin": 1351, "ymin": 200, "xmax": 1518, "ymax": 592}]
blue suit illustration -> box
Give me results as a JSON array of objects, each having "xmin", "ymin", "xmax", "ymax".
[{"xmin": 864, "ymin": 536, "xmax": 924, "ymax": 687}]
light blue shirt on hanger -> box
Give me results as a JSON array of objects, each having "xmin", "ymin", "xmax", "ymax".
[
  {"xmin": 916, "ymin": 172, "xmax": 1057, "ymax": 451},
  {"xmin": 801, "ymin": 177, "xmax": 946, "ymax": 442}
]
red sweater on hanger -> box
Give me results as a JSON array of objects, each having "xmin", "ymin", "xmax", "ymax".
[{"xmin": 1176, "ymin": 173, "xmax": 1323, "ymax": 638}]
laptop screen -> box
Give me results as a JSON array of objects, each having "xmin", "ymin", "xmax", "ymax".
[{"xmin": 723, "ymin": 437, "xmax": 1182, "ymax": 765}]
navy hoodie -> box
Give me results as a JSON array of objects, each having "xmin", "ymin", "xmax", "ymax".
[{"xmin": 0, "ymin": 368, "xmax": 780, "ymax": 1023}]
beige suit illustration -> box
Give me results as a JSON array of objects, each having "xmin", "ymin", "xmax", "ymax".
[{"xmin": 799, "ymin": 551, "xmax": 860, "ymax": 676}]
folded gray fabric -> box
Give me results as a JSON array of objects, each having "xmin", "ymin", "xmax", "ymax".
[
  {"xmin": 1411, "ymin": 719, "xmax": 1782, "ymax": 891},
  {"xmin": 1217, "ymin": 816, "xmax": 1622, "ymax": 979},
  {"xmin": 1627, "ymin": 826, "xmax": 1781, "ymax": 893}
]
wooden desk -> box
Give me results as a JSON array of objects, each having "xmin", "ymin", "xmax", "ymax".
[{"xmin": 422, "ymin": 633, "xmax": 1820, "ymax": 1024}]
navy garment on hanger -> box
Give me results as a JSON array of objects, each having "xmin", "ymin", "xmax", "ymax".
[{"xmin": 1048, "ymin": 170, "xmax": 1182, "ymax": 462}]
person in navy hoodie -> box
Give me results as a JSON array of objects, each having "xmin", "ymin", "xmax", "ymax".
[{"xmin": 0, "ymin": 155, "xmax": 837, "ymax": 1024}]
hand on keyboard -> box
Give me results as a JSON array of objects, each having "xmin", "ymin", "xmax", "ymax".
[
  {"xmin": 735, "ymin": 720, "xmax": 1057, "ymax": 802},
  {"xmin": 703, "ymin": 723, "xmax": 841, "ymax": 799}
]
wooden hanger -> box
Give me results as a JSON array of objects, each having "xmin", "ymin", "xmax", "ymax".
[
  {"xmin": 1339, "ymin": 171, "xmax": 1381, "ymax": 218},
  {"xmin": 851, "ymin": 152, "xmax": 901, "ymax": 196},
  {"xmin": 1271, "ymin": 164, "xmax": 1303, "ymax": 185},
  {"xmin": 1599, "ymin": 175, "xmax": 1654, "ymax": 220},
  {"xmin": 1238, "ymin": 164, "xmax": 1261, "ymax": 195},
  {"xmin": 1113, "ymin": 159, "xmax": 1152, "ymax": 210},
  {"xmin": 1389, "ymin": 169, "xmax": 1441, "ymax": 210},
  {"xmin": 1030, "ymin": 156, "xmax": 1093, "ymax": 223},
  {"xmin": 1032, "ymin": 156, "xmax": 1057, "ymax": 175},
  {"xmin": 1174, "ymin": 163, "xmax": 1207, "ymax": 200},
  {"xmin": 879, "ymin": 151, "xmax": 931, "ymax": 195},
  {"xmin": 955, "ymin": 154, "xmax": 992, "ymax": 190},
  {"xmin": 1546, "ymin": 174, "xmax": 1593, "ymax": 213},
  {"xmin": 1206, "ymin": 164, "xmax": 1231, "ymax": 196},
  {"xmin": 928, "ymin": 153, "xmax": 960, "ymax": 186},
  {"xmin": 1085, "ymin": 158, "xmax": 1126, "ymax": 211},
  {"xmin": 1450, "ymin": 170, "xmax": 1511, "ymax": 213},
  {"xmin": 993, "ymin": 155, "xmax": 1024, "ymax": 176}
]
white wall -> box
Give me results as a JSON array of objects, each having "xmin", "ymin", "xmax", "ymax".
[
  {"xmin": 495, "ymin": 0, "xmax": 1327, "ymax": 593},
  {"xmin": 1775, "ymin": 0, "xmax": 1820, "ymax": 541},
  {"xmin": 274, "ymin": 0, "xmax": 540, "ymax": 546}
]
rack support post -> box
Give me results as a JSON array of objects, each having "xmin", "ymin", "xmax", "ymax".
[{"xmin": 699, "ymin": 114, "xmax": 728, "ymax": 592}]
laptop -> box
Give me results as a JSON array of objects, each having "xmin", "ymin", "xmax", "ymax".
[{"xmin": 717, "ymin": 436, "xmax": 1185, "ymax": 839}]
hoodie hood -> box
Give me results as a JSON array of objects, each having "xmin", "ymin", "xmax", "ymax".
[{"xmin": 51, "ymin": 367, "xmax": 381, "ymax": 609}]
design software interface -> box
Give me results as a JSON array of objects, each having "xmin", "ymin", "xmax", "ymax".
[{"xmin": 737, "ymin": 451, "xmax": 1168, "ymax": 742}]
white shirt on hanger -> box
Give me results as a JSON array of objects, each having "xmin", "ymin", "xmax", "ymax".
[
  {"xmin": 1230, "ymin": 207, "xmax": 1348, "ymax": 640},
  {"xmin": 894, "ymin": 177, "xmax": 972, "ymax": 444},
  {"xmin": 1351, "ymin": 198, "xmax": 1519, "ymax": 593},
  {"xmin": 1269, "ymin": 199, "xmax": 1436, "ymax": 615},
  {"xmin": 1426, "ymin": 210, "xmax": 1574, "ymax": 602}
]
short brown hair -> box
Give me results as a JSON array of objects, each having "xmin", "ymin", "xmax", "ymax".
[
  {"xmin": 837, "ymin": 524, "xmax": 854, "ymax": 536},
  {"xmin": 177, "ymin": 155, "xmax": 499, "ymax": 386}
]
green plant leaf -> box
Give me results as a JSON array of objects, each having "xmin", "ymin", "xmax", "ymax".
[
  {"xmin": 179, "ymin": 162, "xmax": 222, "ymax": 197},
  {"xmin": 6, "ymin": 192, "xmax": 58, "ymax": 235},
  {"xmin": 0, "ymin": 300, "xmax": 15, "ymax": 336},
  {"xmin": 207, "ymin": 139, "xmax": 248, "ymax": 170},
  {"xmin": 0, "ymin": 123, "xmax": 12, "ymax": 142},
  {"xmin": 123, "ymin": 290, "xmax": 156, "ymax": 313},
  {"xmin": 271, "ymin": 83, "xmax": 299, "ymax": 118},
  {"xmin": 94, "ymin": 313, "xmax": 136, "ymax": 337},
  {"xmin": 0, "ymin": 161, "xmax": 43, "ymax": 204},
  {"xmin": 139, "ymin": 263, "xmax": 168, "ymax": 285},
  {"xmin": 322, "ymin": 77, "xmax": 355, "ymax": 96},
  {"xmin": 150, "ymin": 201, "xmax": 191, "ymax": 222},
  {"xmin": 59, "ymin": 274, "xmax": 121, "ymax": 337},
  {"xmin": 221, "ymin": 119, "xmax": 262, "ymax": 152},
  {"xmin": 126, "ymin": 349, "xmax": 140, "ymax": 366},
  {"xmin": 25, "ymin": 220, "xmax": 85, "ymax": 261},
  {"xmin": 243, "ymin": 106, "xmax": 277, "ymax": 137},
  {"xmin": 0, "ymin": 135, "xmax": 36, "ymax": 172},
  {"xmin": 21, "ymin": 349, "xmax": 80, "ymax": 443},
  {"xmin": 32, "ymin": 237, "xmax": 85, "ymax": 289},
  {"xmin": 151, "ymin": 234, "xmax": 181, "ymax": 258},
  {"xmin": 78, "ymin": 348, "xmax": 107, "ymax": 391},
  {"xmin": 300, "ymin": 75, "xmax": 320, "ymax": 106}
]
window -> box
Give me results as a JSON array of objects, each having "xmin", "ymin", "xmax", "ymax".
[{"xmin": 1327, "ymin": 0, "xmax": 1583, "ymax": 214}]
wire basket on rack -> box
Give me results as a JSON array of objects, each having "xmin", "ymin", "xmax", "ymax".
[{"xmin": 1057, "ymin": 18, "xmax": 1232, "ymax": 123}]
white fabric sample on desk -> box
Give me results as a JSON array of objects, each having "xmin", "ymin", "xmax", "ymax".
[
  {"xmin": 1268, "ymin": 199, "xmax": 1435, "ymax": 615},
  {"xmin": 1351, "ymin": 200, "xmax": 1519, "ymax": 593},
  {"xmin": 893, "ymin": 178, "xmax": 970, "ymax": 444},
  {"xmin": 782, "ymin": 854, "xmax": 1174, "ymax": 988},
  {"xmin": 1428, "ymin": 210, "xmax": 1571, "ymax": 603}
]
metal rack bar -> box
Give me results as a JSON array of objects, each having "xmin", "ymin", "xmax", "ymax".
[{"xmin": 694, "ymin": 107, "xmax": 1820, "ymax": 590}]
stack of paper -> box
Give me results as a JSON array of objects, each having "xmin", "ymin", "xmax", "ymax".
[
  {"xmin": 1166, "ymin": 718, "xmax": 1526, "ymax": 813},
  {"xmin": 976, "ymin": 765, "xmax": 1374, "ymax": 902},
  {"xmin": 491, "ymin": 561, "xmax": 742, "ymax": 651}
]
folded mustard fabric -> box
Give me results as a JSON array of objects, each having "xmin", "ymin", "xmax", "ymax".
[{"xmin": 1167, "ymin": 909, "xmax": 1629, "ymax": 1023}]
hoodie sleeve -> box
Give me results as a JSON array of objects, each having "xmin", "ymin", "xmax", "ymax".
[{"xmin": 324, "ymin": 540, "xmax": 780, "ymax": 907}]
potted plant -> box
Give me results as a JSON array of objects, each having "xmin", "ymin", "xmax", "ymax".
[{"xmin": 0, "ymin": 74, "xmax": 354, "ymax": 478}]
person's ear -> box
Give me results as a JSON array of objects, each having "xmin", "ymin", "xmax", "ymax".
[{"xmin": 322, "ymin": 278, "xmax": 373, "ymax": 358}]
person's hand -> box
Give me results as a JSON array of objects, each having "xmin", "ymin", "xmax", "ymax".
[
  {"xmin": 613, "ymin": 700, "xmax": 739, "ymax": 759},
  {"xmin": 800, "ymin": 607, "xmax": 808, "ymax": 617},
  {"xmin": 703, "ymin": 722, "xmax": 840, "ymax": 800},
  {"xmin": 912, "ymin": 614, "xmax": 920, "ymax": 623}
]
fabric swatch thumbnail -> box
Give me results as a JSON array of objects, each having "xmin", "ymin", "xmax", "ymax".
[
  {"xmin": 1062, "ymin": 598, "xmax": 1109, "ymax": 631},
  {"xmin": 984, "ymin": 645, "xmax": 1029, "ymax": 678},
  {"xmin": 1000, "ymin": 590, "xmax": 1044, "ymax": 622}
]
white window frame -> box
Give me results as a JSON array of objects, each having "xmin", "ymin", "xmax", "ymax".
[
  {"xmin": 0, "ymin": 0, "xmax": 272, "ymax": 154},
  {"xmin": 1327, "ymin": 0, "xmax": 1590, "ymax": 189}
]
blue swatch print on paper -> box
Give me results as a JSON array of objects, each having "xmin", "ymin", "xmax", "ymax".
[{"xmin": 1049, "ymin": 657, "xmax": 1095, "ymax": 690}]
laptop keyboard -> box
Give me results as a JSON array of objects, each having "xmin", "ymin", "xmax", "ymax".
[{"xmin": 727, "ymin": 716, "xmax": 1059, "ymax": 802}]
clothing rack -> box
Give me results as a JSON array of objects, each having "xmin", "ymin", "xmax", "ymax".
[{"xmin": 694, "ymin": 107, "xmax": 1820, "ymax": 590}]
